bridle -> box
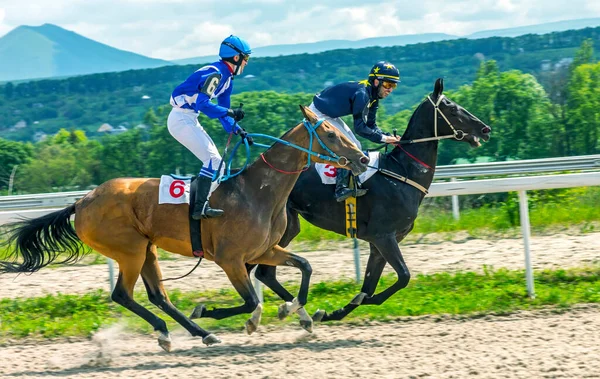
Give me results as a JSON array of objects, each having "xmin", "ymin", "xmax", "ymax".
[
  {"xmin": 378, "ymin": 94, "xmax": 474, "ymax": 194},
  {"xmin": 394, "ymin": 94, "xmax": 468, "ymax": 145}
]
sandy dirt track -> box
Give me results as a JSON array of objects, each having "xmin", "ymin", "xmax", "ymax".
[
  {"xmin": 1, "ymin": 232, "xmax": 598, "ymax": 299},
  {"xmin": 0, "ymin": 232, "xmax": 599, "ymax": 378},
  {"xmin": 1, "ymin": 306, "xmax": 599, "ymax": 378}
]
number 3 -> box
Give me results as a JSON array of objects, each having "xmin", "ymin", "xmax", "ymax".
[{"xmin": 324, "ymin": 165, "xmax": 337, "ymax": 177}]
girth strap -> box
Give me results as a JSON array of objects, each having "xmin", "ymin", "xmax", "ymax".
[
  {"xmin": 188, "ymin": 177, "xmax": 204, "ymax": 258},
  {"xmin": 344, "ymin": 178, "xmax": 358, "ymax": 238},
  {"xmin": 378, "ymin": 168, "xmax": 429, "ymax": 194}
]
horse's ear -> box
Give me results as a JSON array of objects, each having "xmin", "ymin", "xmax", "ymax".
[
  {"xmin": 433, "ymin": 78, "xmax": 444, "ymax": 100},
  {"xmin": 300, "ymin": 105, "xmax": 318, "ymax": 124}
]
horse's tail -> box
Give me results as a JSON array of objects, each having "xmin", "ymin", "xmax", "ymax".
[{"xmin": 0, "ymin": 204, "xmax": 89, "ymax": 273}]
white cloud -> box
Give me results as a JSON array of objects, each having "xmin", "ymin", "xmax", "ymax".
[{"xmin": 1, "ymin": 0, "xmax": 600, "ymax": 60}]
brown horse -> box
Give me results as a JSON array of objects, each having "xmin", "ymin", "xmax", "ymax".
[{"xmin": 0, "ymin": 105, "xmax": 369, "ymax": 351}]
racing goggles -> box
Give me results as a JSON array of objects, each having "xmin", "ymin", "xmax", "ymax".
[{"xmin": 381, "ymin": 81, "xmax": 397, "ymax": 90}]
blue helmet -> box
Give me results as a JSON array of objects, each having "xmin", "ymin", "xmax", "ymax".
[
  {"xmin": 219, "ymin": 35, "xmax": 252, "ymax": 59},
  {"xmin": 368, "ymin": 61, "xmax": 400, "ymax": 83}
]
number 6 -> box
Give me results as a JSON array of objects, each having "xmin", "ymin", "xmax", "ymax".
[{"xmin": 169, "ymin": 180, "xmax": 186, "ymax": 198}]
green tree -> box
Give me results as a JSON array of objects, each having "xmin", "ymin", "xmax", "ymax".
[
  {"xmin": 4, "ymin": 82, "xmax": 14, "ymax": 99},
  {"xmin": 450, "ymin": 61, "xmax": 556, "ymax": 161},
  {"xmin": 571, "ymin": 39, "xmax": 595, "ymax": 72},
  {"xmin": 15, "ymin": 144, "xmax": 93, "ymax": 192},
  {"xmin": 0, "ymin": 138, "xmax": 33, "ymax": 192},
  {"xmin": 14, "ymin": 130, "xmax": 99, "ymax": 193},
  {"xmin": 565, "ymin": 62, "xmax": 600, "ymax": 155}
]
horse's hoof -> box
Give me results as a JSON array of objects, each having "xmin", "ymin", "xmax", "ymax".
[
  {"xmin": 190, "ymin": 304, "xmax": 206, "ymax": 319},
  {"xmin": 300, "ymin": 319, "xmax": 313, "ymax": 333},
  {"xmin": 245, "ymin": 319, "xmax": 258, "ymax": 335},
  {"xmin": 312, "ymin": 309, "xmax": 325, "ymax": 322},
  {"xmin": 278, "ymin": 302, "xmax": 292, "ymax": 320},
  {"xmin": 202, "ymin": 334, "xmax": 221, "ymax": 346},
  {"xmin": 157, "ymin": 332, "xmax": 172, "ymax": 352}
]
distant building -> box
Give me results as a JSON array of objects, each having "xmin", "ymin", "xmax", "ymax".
[
  {"xmin": 112, "ymin": 125, "xmax": 129, "ymax": 134},
  {"xmin": 541, "ymin": 60, "xmax": 552, "ymax": 71},
  {"xmin": 13, "ymin": 120, "xmax": 26, "ymax": 129},
  {"xmin": 33, "ymin": 131, "xmax": 48, "ymax": 142},
  {"xmin": 97, "ymin": 123, "xmax": 114, "ymax": 132},
  {"xmin": 555, "ymin": 57, "xmax": 573, "ymax": 69},
  {"xmin": 97, "ymin": 124, "xmax": 129, "ymax": 135}
]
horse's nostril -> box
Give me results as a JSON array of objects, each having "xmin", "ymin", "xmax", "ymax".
[
  {"xmin": 360, "ymin": 156, "xmax": 369, "ymax": 164},
  {"xmin": 482, "ymin": 126, "xmax": 491, "ymax": 134}
]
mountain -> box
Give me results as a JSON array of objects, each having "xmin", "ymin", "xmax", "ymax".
[
  {"xmin": 466, "ymin": 17, "xmax": 600, "ymax": 39},
  {"xmin": 174, "ymin": 33, "xmax": 457, "ymax": 65},
  {"xmin": 3, "ymin": 18, "xmax": 599, "ymax": 82},
  {"xmin": 0, "ymin": 24, "xmax": 172, "ymax": 82},
  {"xmin": 2, "ymin": 24, "xmax": 599, "ymax": 142},
  {"xmin": 174, "ymin": 17, "xmax": 600, "ymax": 65}
]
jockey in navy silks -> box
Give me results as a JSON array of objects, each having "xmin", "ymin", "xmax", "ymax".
[
  {"xmin": 309, "ymin": 61, "xmax": 401, "ymax": 202},
  {"xmin": 168, "ymin": 35, "xmax": 251, "ymax": 219}
]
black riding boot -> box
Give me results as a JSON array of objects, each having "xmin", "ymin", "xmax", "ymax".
[
  {"xmin": 334, "ymin": 168, "xmax": 367, "ymax": 202},
  {"xmin": 192, "ymin": 176, "xmax": 224, "ymax": 220}
]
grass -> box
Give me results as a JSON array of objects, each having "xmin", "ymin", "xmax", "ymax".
[{"xmin": 1, "ymin": 265, "xmax": 600, "ymax": 341}]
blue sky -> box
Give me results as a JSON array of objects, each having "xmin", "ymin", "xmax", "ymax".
[{"xmin": 1, "ymin": 0, "xmax": 600, "ymax": 60}]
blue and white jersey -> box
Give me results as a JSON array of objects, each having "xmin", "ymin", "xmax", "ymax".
[{"xmin": 170, "ymin": 60, "xmax": 238, "ymax": 133}]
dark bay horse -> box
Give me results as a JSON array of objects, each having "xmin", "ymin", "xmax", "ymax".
[
  {"xmin": 0, "ymin": 106, "xmax": 369, "ymax": 351},
  {"xmin": 253, "ymin": 79, "xmax": 492, "ymax": 322}
]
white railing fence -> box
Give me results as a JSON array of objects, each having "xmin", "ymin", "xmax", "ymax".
[{"xmin": 1, "ymin": 155, "xmax": 599, "ymax": 299}]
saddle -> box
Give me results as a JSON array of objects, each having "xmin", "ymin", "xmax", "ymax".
[
  {"xmin": 187, "ymin": 177, "xmax": 204, "ymax": 258},
  {"xmin": 163, "ymin": 174, "xmax": 204, "ymax": 258}
]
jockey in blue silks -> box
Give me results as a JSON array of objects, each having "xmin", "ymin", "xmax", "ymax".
[{"xmin": 168, "ymin": 35, "xmax": 251, "ymax": 219}]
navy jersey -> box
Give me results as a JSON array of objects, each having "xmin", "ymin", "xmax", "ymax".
[
  {"xmin": 312, "ymin": 81, "xmax": 384, "ymax": 143},
  {"xmin": 170, "ymin": 60, "xmax": 238, "ymax": 133}
]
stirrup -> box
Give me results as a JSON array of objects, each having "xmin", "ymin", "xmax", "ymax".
[
  {"xmin": 192, "ymin": 202, "xmax": 224, "ymax": 220},
  {"xmin": 335, "ymin": 188, "xmax": 368, "ymax": 202},
  {"xmin": 335, "ymin": 188, "xmax": 354, "ymax": 202},
  {"xmin": 201, "ymin": 202, "xmax": 224, "ymax": 219}
]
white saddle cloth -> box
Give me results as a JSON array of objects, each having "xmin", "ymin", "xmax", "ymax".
[
  {"xmin": 315, "ymin": 151, "xmax": 380, "ymax": 185},
  {"xmin": 158, "ymin": 175, "xmax": 191, "ymax": 204}
]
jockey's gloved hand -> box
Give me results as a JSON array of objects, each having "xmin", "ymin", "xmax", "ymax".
[
  {"xmin": 239, "ymin": 129, "xmax": 254, "ymax": 146},
  {"xmin": 227, "ymin": 105, "xmax": 245, "ymax": 122}
]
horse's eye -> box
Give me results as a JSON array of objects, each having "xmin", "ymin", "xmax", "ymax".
[{"xmin": 328, "ymin": 132, "xmax": 336, "ymax": 139}]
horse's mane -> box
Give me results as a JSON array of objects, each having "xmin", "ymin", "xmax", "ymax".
[{"xmin": 381, "ymin": 95, "xmax": 429, "ymax": 160}]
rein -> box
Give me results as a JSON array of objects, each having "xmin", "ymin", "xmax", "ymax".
[
  {"xmin": 260, "ymin": 154, "xmax": 309, "ymax": 174},
  {"xmin": 218, "ymin": 118, "xmax": 349, "ymax": 182}
]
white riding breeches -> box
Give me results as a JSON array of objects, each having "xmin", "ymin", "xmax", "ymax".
[
  {"xmin": 167, "ymin": 107, "xmax": 222, "ymax": 174},
  {"xmin": 167, "ymin": 107, "xmax": 222, "ymax": 196},
  {"xmin": 309, "ymin": 102, "xmax": 362, "ymax": 150}
]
